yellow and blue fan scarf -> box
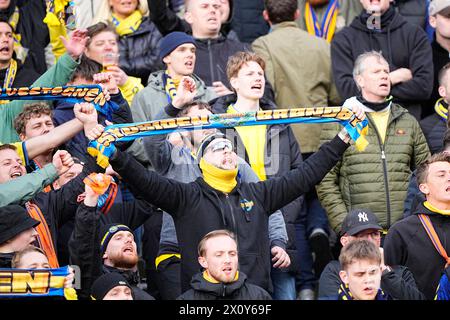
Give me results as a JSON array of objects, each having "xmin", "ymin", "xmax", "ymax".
[
  {"xmin": 338, "ymin": 283, "xmax": 388, "ymax": 300},
  {"xmin": 434, "ymin": 98, "xmax": 448, "ymax": 124},
  {"xmin": 112, "ymin": 10, "xmax": 143, "ymax": 36},
  {"xmin": 0, "ymin": 58, "xmax": 17, "ymax": 104},
  {"xmin": 43, "ymin": 0, "xmax": 75, "ymax": 60},
  {"xmin": 0, "ymin": 266, "xmax": 71, "ymax": 298},
  {"xmin": 87, "ymin": 106, "xmax": 369, "ymax": 168},
  {"xmin": 163, "ymin": 70, "xmax": 181, "ymax": 103},
  {"xmin": 305, "ymin": 0, "xmax": 339, "ymax": 43}
]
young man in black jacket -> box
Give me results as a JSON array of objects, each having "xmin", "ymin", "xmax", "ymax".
[
  {"xmin": 384, "ymin": 152, "xmax": 450, "ymax": 299},
  {"xmin": 331, "ymin": 0, "xmax": 433, "ymax": 120},
  {"xmin": 178, "ymin": 229, "xmax": 271, "ymax": 300},
  {"xmin": 88, "ymin": 105, "xmax": 364, "ymax": 294},
  {"xmin": 318, "ymin": 208, "xmax": 425, "ymax": 300}
]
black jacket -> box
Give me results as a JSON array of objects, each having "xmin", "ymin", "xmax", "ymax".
[
  {"xmin": 230, "ymin": 0, "xmax": 269, "ymax": 43},
  {"xmin": 178, "ymin": 271, "xmax": 272, "ymax": 300},
  {"xmin": 69, "ymin": 202, "xmax": 157, "ymax": 300},
  {"xmin": 423, "ymin": 38, "xmax": 450, "ymax": 118},
  {"xmin": 0, "ymin": 252, "xmax": 13, "ymax": 268},
  {"xmin": 147, "ymin": 0, "xmax": 236, "ymax": 40},
  {"xmin": 384, "ymin": 202, "xmax": 450, "ymax": 299},
  {"xmin": 212, "ymin": 94, "xmax": 305, "ymax": 274},
  {"xmin": 102, "ymin": 265, "xmax": 154, "ymax": 300},
  {"xmin": 109, "ymin": 135, "xmax": 349, "ymax": 293},
  {"xmin": 318, "ymin": 260, "xmax": 425, "ymax": 300},
  {"xmin": 0, "ymin": 60, "xmax": 39, "ymax": 88},
  {"xmin": 420, "ymin": 112, "xmax": 447, "ymax": 155},
  {"xmin": 118, "ymin": 16, "xmax": 163, "ymax": 86},
  {"xmin": 28, "ymin": 165, "xmax": 89, "ymax": 250},
  {"xmin": 331, "ymin": 6, "xmax": 433, "ymax": 118},
  {"xmin": 393, "ymin": 0, "xmax": 428, "ymax": 30}
]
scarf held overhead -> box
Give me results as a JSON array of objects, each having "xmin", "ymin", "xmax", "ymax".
[
  {"xmin": 0, "ymin": 84, "xmax": 119, "ymax": 120},
  {"xmin": 88, "ymin": 106, "xmax": 369, "ymax": 168}
]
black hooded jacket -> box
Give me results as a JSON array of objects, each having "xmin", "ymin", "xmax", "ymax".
[
  {"xmin": 384, "ymin": 202, "xmax": 450, "ymax": 299},
  {"xmin": 331, "ymin": 6, "xmax": 433, "ymax": 118},
  {"xmin": 211, "ymin": 94, "xmax": 305, "ymax": 274},
  {"xmin": 178, "ymin": 271, "xmax": 271, "ymax": 300},
  {"xmin": 108, "ymin": 135, "xmax": 349, "ymax": 293}
]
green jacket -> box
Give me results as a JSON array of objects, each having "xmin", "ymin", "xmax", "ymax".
[
  {"xmin": 296, "ymin": 0, "xmax": 363, "ymax": 35},
  {"xmin": 252, "ymin": 21, "xmax": 340, "ymax": 153},
  {"xmin": 316, "ymin": 98, "xmax": 429, "ymax": 232},
  {"xmin": 131, "ymin": 70, "xmax": 217, "ymax": 122},
  {"xmin": 0, "ymin": 53, "xmax": 80, "ymax": 143},
  {"xmin": 0, "ymin": 163, "xmax": 58, "ymax": 206}
]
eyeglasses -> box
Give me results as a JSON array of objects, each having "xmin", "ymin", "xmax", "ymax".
[
  {"xmin": 355, "ymin": 231, "xmax": 381, "ymax": 239},
  {"xmin": 206, "ymin": 140, "xmax": 233, "ymax": 153}
]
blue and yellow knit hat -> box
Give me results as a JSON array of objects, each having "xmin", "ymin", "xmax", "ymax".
[{"xmin": 99, "ymin": 223, "xmax": 132, "ymax": 255}]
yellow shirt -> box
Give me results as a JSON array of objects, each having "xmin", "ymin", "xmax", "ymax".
[
  {"xmin": 227, "ymin": 105, "xmax": 267, "ymax": 181},
  {"xmin": 1, "ymin": 141, "xmax": 28, "ymax": 164},
  {"xmin": 368, "ymin": 108, "xmax": 390, "ymax": 144}
]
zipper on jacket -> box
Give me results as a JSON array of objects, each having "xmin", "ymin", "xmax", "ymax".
[
  {"xmin": 367, "ymin": 115, "xmax": 392, "ymax": 229},
  {"xmin": 225, "ymin": 193, "xmax": 239, "ymax": 248},
  {"xmin": 208, "ymin": 40, "xmax": 215, "ymax": 83},
  {"xmin": 222, "ymin": 283, "xmax": 227, "ymax": 297}
]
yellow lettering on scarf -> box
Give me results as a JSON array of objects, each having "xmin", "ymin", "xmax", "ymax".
[{"xmin": 0, "ymin": 271, "xmax": 51, "ymax": 294}]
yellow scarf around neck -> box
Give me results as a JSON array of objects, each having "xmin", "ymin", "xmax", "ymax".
[
  {"xmin": 424, "ymin": 201, "xmax": 450, "ymax": 216},
  {"xmin": 112, "ymin": 10, "xmax": 143, "ymax": 36},
  {"xmin": 203, "ymin": 270, "xmax": 239, "ymax": 283},
  {"xmin": 199, "ymin": 158, "xmax": 237, "ymax": 193}
]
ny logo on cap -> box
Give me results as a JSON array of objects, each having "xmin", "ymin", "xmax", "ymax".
[{"xmin": 358, "ymin": 212, "xmax": 369, "ymax": 222}]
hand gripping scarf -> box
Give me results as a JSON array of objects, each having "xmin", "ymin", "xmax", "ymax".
[
  {"xmin": 0, "ymin": 84, "xmax": 119, "ymax": 120},
  {"xmin": 88, "ymin": 106, "xmax": 369, "ymax": 168}
]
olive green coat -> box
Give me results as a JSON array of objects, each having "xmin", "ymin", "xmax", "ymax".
[{"xmin": 316, "ymin": 98, "xmax": 429, "ymax": 232}]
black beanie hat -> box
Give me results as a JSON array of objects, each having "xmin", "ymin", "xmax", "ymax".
[
  {"xmin": 91, "ymin": 272, "xmax": 133, "ymax": 300},
  {"xmin": 0, "ymin": 205, "xmax": 40, "ymax": 244},
  {"xmin": 99, "ymin": 223, "xmax": 132, "ymax": 256}
]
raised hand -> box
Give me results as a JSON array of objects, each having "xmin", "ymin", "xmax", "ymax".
[
  {"xmin": 53, "ymin": 150, "xmax": 74, "ymax": 176},
  {"xmin": 105, "ymin": 65, "xmax": 128, "ymax": 87},
  {"xmin": 60, "ymin": 29, "xmax": 89, "ymax": 61},
  {"xmin": 93, "ymin": 72, "xmax": 119, "ymax": 95},
  {"xmin": 172, "ymin": 76, "xmax": 197, "ymax": 109}
]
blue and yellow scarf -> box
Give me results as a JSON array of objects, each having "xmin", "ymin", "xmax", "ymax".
[{"xmin": 305, "ymin": 0, "xmax": 339, "ymax": 43}]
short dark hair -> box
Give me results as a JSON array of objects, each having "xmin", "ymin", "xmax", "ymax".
[
  {"xmin": 86, "ymin": 22, "xmax": 118, "ymax": 47},
  {"xmin": 339, "ymin": 240, "xmax": 381, "ymax": 271},
  {"xmin": 264, "ymin": 0, "xmax": 297, "ymax": 24},
  {"xmin": 177, "ymin": 101, "xmax": 212, "ymax": 117},
  {"xmin": 70, "ymin": 55, "xmax": 102, "ymax": 83},
  {"xmin": 438, "ymin": 62, "xmax": 450, "ymax": 87},
  {"xmin": 416, "ymin": 152, "xmax": 450, "ymax": 185},
  {"xmin": 0, "ymin": 143, "xmax": 17, "ymax": 153}
]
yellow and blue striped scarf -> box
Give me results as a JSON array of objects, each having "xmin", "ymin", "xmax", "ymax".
[
  {"xmin": 163, "ymin": 70, "xmax": 181, "ymax": 103},
  {"xmin": 434, "ymin": 98, "xmax": 448, "ymax": 124},
  {"xmin": 305, "ymin": 0, "xmax": 339, "ymax": 43},
  {"xmin": 112, "ymin": 10, "xmax": 143, "ymax": 36}
]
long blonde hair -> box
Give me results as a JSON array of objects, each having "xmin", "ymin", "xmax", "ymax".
[{"xmin": 93, "ymin": 0, "xmax": 149, "ymax": 24}]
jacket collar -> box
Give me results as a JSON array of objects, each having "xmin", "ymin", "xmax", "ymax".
[{"xmin": 190, "ymin": 270, "xmax": 247, "ymax": 297}]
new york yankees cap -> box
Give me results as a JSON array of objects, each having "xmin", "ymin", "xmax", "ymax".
[{"xmin": 340, "ymin": 208, "xmax": 382, "ymax": 236}]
